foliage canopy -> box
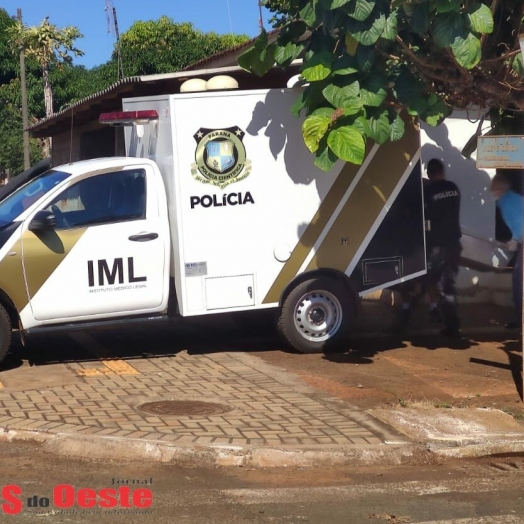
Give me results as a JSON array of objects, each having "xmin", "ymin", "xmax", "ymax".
[
  {"xmin": 240, "ymin": 0, "xmax": 524, "ymax": 170},
  {"xmin": 118, "ymin": 17, "xmax": 249, "ymax": 76},
  {"xmin": 0, "ymin": 10, "xmax": 249, "ymax": 176}
]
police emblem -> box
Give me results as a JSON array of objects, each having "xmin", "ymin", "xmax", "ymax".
[{"xmin": 191, "ymin": 127, "xmax": 251, "ymax": 189}]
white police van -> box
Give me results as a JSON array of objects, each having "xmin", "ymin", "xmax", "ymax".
[{"xmin": 0, "ymin": 72, "xmax": 426, "ymax": 364}]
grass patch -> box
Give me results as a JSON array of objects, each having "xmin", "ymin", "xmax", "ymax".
[
  {"xmin": 394, "ymin": 396, "xmax": 467, "ymax": 410},
  {"xmin": 502, "ymin": 407, "xmax": 524, "ymax": 422}
]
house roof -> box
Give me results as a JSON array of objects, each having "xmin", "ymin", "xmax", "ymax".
[
  {"xmin": 181, "ymin": 29, "xmax": 280, "ymax": 71},
  {"xmin": 29, "ymin": 29, "xmax": 282, "ymax": 138}
]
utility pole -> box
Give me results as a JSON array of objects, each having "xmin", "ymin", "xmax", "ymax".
[
  {"xmin": 105, "ymin": 0, "xmax": 124, "ymax": 81},
  {"xmin": 519, "ymin": 34, "xmax": 524, "ymax": 401},
  {"xmin": 258, "ymin": 1, "xmax": 265, "ymax": 32},
  {"xmin": 17, "ymin": 8, "xmax": 30, "ymax": 169}
]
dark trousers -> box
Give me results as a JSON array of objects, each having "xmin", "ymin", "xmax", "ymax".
[
  {"xmin": 512, "ymin": 245, "xmax": 523, "ymax": 323},
  {"xmin": 427, "ymin": 244, "xmax": 461, "ymax": 333}
]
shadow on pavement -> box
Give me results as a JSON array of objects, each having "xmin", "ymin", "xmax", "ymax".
[
  {"xmin": 469, "ymin": 336, "xmax": 523, "ymax": 400},
  {"xmin": 4, "ymin": 310, "xmax": 289, "ymax": 368}
]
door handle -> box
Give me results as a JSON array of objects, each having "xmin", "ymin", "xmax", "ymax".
[{"xmin": 128, "ymin": 233, "xmax": 158, "ymax": 242}]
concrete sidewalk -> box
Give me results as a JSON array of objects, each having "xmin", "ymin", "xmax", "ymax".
[{"xmin": 0, "ymin": 323, "xmax": 523, "ymax": 468}]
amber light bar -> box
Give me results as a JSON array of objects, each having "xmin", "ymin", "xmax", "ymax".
[{"xmin": 99, "ymin": 110, "xmax": 158, "ymax": 125}]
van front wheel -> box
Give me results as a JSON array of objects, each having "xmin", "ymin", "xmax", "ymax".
[
  {"xmin": 0, "ymin": 304, "xmax": 11, "ymax": 366},
  {"xmin": 278, "ymin": 277, "xmax": 354, "ymax": 354}
]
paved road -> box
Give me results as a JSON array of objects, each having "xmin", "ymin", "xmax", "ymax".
[{"xmin": 1, "ymin": 440, "xmax": 524, "ymax": 523}]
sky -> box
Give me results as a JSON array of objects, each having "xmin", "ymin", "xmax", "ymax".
[{"xmin": 0, "ymin": 0, "xmax": 273, "ymax": 68}]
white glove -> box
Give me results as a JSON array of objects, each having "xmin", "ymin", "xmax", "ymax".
[{"xmin": 507, "ymin": 239, "xmax": 518, "ymax": 252}]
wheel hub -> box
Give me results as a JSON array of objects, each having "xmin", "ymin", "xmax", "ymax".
[
  {"xmin": 309, "ymin": 307, "xmax": 326, "ymax": 325},
  {"xmin": 293, "ymin": 290, "xmax": 343, "ymax": 342}
]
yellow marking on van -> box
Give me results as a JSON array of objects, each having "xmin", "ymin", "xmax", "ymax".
[
  {"xmin": 306, "ymin": 120, "xmax": 419, "ymax": 273},
  {"xmin": 69, "ymin": 332, "xmax": 140, "ymax": 376},
  {"xmin": 262, "ymin": 151, "xmax": 368, "ymax": 303}
]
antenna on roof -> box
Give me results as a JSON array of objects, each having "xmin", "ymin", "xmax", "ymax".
[{"xmin": 105, "ymin": 0, "xmax": 125, "ymax": 81}]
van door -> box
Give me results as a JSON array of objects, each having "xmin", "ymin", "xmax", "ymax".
[{"xmin": 21, "ymin": 166, "xmax": 168, "ymax": 322}]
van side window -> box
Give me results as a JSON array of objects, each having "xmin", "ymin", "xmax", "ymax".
[{"xmin": 46, "ymin": 169, "xmax": 146, "ymax": 229}]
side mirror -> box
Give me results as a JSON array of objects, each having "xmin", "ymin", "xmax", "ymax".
[{"xmin": 28, "ymin": 210, "xmax": 56, "ymax": 232}]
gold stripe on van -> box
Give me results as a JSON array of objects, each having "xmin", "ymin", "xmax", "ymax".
[
  {"xmin": 0, "ymin": 228, "xmax": 87, "ymax": 313},
  {"xmin": 23, "ymin": 228, "xmax": 87, "ymax": 300},
  {"xmin": 306, "ymin": 122, "xmax": 419, "ymax": 272},
  {"xmin": 263, "ymin": 118, "xmax": 419, "ymax": 304},
  {"xmin": 0, "ymin": 238, "xmax": 28, "ymax": 312},
  {"xmin": 262, "ymin": 157, "xmax": 366, "ymax": 304}
]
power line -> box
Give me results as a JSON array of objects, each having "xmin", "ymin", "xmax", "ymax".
[{"xmin": 226, "ymin": 0, "xmax": 233, "ymax": 33}]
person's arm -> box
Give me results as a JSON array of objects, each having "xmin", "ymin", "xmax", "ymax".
[{"xmin": 500, "ymin": 192, "xmax": 523, "ymax": 244}]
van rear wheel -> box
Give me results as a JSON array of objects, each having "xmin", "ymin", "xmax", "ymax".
[
  {"xmin": 0, "ymin": 304, "xmax": 11, "ymax": 366},
  {"xmin": 278, "ymin": 276, "xmax": 354, "ymax": 354}
]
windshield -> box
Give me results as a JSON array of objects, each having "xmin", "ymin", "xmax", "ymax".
[{"xmin": 0, "ymin": 170, "xmax": 71, "ymax": 226}]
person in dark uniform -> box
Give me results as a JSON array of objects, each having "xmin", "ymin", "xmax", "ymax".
[{"xmin": 424, "ymin": 158, "xmax": 463, "ymax": 338}]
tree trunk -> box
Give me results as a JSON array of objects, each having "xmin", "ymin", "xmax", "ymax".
[{"xmin": 42, "ymin": 65, "xmax": 53, "ymax": 157}]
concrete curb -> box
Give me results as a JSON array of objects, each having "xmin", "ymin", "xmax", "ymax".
[
  {"xmin": 3, "ymin": 426, "xmax": 524, "ymax": 468},
  {"xmin": 430, "ymin": 439, "xmax": 524, "ymax": 459},
  {"xmin": 0, "ymin": 427, "xmax": 427, "ymax": 468}
]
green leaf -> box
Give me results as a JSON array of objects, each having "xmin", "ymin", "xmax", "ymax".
[
  {"xmin": 513, "ymin": 53, "xmax": 524, "ymax": 78},
  {"xmin": 327, "ymin": 125, "xmax": 366, "ymax": 164},
  {"xmin": 382, "ymin": 9, "xmax": 398, "ymax": 41},
  {"xmin": 302, "ymin": 114, "xmax": 331, "ymax": 153},
  {"xmin": 432, "ymin": 12, "xmax": 466, "ymax": 48},
  {"xmin": 342, "ymin": 0, "xmax": 376, "ymax": 22},
  {"xmin": 322, "ymin": 84, "xmax": 363, "ymax": 116},
  {"xmin": 237, "ymin": 32, "xmax": 276, "ymax": 77},
  {"xmin": 302, "ymin": 51, "xmax": 333, "ymax": 81},
  {"xmin": 332, "ymin": 54, "xmax": 358, "ymax": 75},
  {"xmin": 392, "ymin": 68, "xmax": 427, "ymax": 115},
  {"xmin": 278, "ymin": 21, "xmax": 308, "ymax": 43},
  {"xmin": 274, "ymin": 41, "xmax": 304, "ymax": 65},
  {"xmin": 360, "ymin": 73, "xmax": 387, "ymax": 107},
  {"xmin": 435, "ymin": 0, "xmax": 460, "ymax": 13},
  {"xmin": 312, "ymin": 107, "xmax": 336, "ymax": 118},
  {"xmin": 327, "ymin": 0, "xmax": 352, "ymax": 9},
  {"xmin": 363, "ymin": 108, "xmax": 391, "ymax": 144},
  {"xmin": 401, "ymin": 3, "xmax": 415, "ymax": 17},
  {"xmin": 467, "ymin": 3, "xmax": 494, "ymax": 34},
  {"xmin": 389, "ymin": 111, "xmax": 405, "ymax": 141},
  {"xmin": 291, "ymin": 90, "xmax": 308, "ymax": 117},
  {"xmin": 254, "ymin": 29, "xmax": 269, "ymax": 50},
  {"xmin": 315, "ymin": 142, "xmax": 339, "ymax": 171},
  {"xmin": 356, "ymin": 45, "xmax": 376, "ymax": 72},
  {"xmin": 345, "ymin": 33, "xmax": 359, "ymax": 56},
  {"xmin": 422, "ymin": 98, "xmax": 450, "ymax": 127},
  {"xmin": 238, "ymin": 46, "xmax": 257, "ymax": 72},
  {"xmin": 346, "ymin": 10, "xmax": 386, "ymax": 46},
  {"xmin": 323, "ymin": 82, "xmax": 360, "ymax": 106},
  {"xmin": 451, "ymin": 32, "xmax": 481, "ymax": 69},
  {"xmin": 411, "ymin": 4, "xmax": 430, "ymax": 34},
  {"xmin": 300, "ymin": 0, "xmax": 321, "ymax": 26}
]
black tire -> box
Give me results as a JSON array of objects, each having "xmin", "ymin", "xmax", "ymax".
[
  {"xmin": 278, "ymin": 276, "xmax": 355, "ymax": 354},
  {"xmin": 0, "ymin": 304, "xmax": 11, "ymax": 366}
]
